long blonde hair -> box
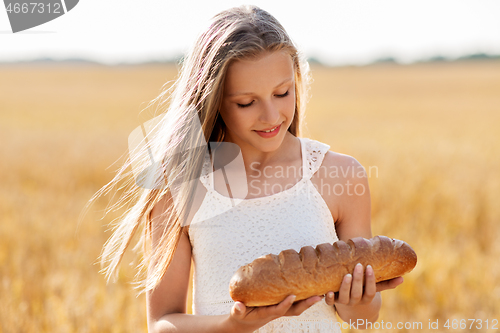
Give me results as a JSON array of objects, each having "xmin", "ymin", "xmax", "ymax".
[{"xmin": 92, "ymin": 4, "xmax": 312, "ymax": 294}]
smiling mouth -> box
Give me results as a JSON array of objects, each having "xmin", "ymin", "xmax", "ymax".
[{"xmin": 255, "ymin": 124, "xmax": 281, "ymax": 133}]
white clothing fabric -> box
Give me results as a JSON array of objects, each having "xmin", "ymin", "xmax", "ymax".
[{"xmin": 188, "ymin": 136, "xmax": 342, "ymax": 333}]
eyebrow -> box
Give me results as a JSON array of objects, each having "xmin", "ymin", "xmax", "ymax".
[{"xmin": 226, "ymin": 77, "xmax": 293, "ymax": 97}]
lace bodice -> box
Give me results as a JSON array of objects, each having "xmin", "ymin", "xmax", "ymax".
[{"xmin": 188, "ymin": 137, "xmax": 341, "ymax": 333}]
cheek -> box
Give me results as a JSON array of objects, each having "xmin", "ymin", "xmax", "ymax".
[
  {"xmin": 228, "ymin": 112, "xmax": 246, "ymax": 129},
  {"xmin": 220, "ymin": 107, "xmax": 251, "ymax": 129}
]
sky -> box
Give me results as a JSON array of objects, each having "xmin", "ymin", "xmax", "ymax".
[{"xmin": 1, "ymin": 0, "xmax": 499, "ymax": 66}]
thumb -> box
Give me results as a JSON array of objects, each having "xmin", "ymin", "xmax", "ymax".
[{"xmin": 233, "ymin": 302, "xmax": 246, "ymax": 316}]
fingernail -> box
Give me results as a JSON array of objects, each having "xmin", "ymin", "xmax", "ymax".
[
  {"xmin": 356, "ymin": 263, "xmax": 363, "ymax": 273},
  {"xmin": 345, "ymin": 274, "xmax": 352, "ymax": 282},
  {"xmin": 236, "ymin": 303, "xmax": 243, "ymax": 312},
  {"xmin": 328, "ymin": 291, "xmax": 334, "ymax": 298},
  {"xmin": 366, "ymin": 265, "xmax": 373, "ymax": 275},
  {"xmin": 289, "ymin": 295, "xmax": 296, "ymax": 304}
]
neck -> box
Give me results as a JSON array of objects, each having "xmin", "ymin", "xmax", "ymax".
[{"xmin": 222, "ymin": 131, "xmax": 296, "ymax": 173}]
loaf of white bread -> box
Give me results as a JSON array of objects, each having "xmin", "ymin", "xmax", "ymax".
[{"xmin": 229, "ymin": 235, "xmax": 417, "ymax": 307}]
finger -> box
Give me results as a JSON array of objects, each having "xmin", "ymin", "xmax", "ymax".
[
  {"xmin": 324, "ymin": 291, "xmax": 335, "ymax": 306},
  {"xmin": 241, "ymin": 298, "xmax": 286, "ymax": 322},
  {"xmin": 362, "ymin": 265, "xmax": 377, "ymax": 303},
  {"xmin": 376, "ymin": 276, "xmax": 404, "ymax": 292},
  {"xmin": 349, "ymin": 263, "xmax": 364, "ymax": 304},
  {"xmin": 275, "ymin": 295, "xmax": 296, "ymax": 315},
  {"xmin": 231, "ymin": 301, "xmax": 247, "ymax": 319},
  {"xmin": 335, "ymin": 274, "xmax": 352, "ymax": 305},
  {"xmin": 285, "ymin": 295, "xmax": 322, "ymax": 316}
]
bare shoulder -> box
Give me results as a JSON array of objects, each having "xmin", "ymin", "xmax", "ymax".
[
  {"xmin": 150, "ymin": 192, "xmax": 191, "ymax": 246},
  {"xmin": 310, "ymin": 150, "xmax": 371, "ymax": 239},
  {"xmin": 150, "ymin": 178, "xmax": 208, "ymax": 240},
  {"xmin": 322, "ymin": 151, "xmax": 366, "ymax": 177},
  {"xmin": 312, "ymin": 150, "xmax": 368, "ymax": 185}
]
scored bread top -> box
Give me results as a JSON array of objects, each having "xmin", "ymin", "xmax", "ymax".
[{"xmin": 229, "ymin": 235, "xmax": 417, "ymax": 307}]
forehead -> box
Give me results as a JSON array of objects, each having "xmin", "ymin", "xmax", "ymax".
[{"xmin": 224, "ymin": 51, "xmax": 294, "ymax": 95}]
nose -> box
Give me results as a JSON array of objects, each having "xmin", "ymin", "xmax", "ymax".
[{"xmin": 259, "ymin": 99, "xmax": 281, "ymax": 126}]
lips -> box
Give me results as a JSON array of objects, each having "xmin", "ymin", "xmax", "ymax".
[
  {"xmin": 255, "ymin": 124, "xmax": 281, "ymax": 132},
  {"xmin": 254, "ymin": 123, "xmax": 281, "ymax": 138}
]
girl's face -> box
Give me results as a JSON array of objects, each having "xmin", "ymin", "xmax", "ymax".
[{"xmin": 219, "ymin": 50, "xmax": 296, "ymax": 153}]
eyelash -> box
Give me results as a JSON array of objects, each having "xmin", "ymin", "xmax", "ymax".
[{"xmin": 237, "ymin": 90, "xmax": 289, "ymax": 108}]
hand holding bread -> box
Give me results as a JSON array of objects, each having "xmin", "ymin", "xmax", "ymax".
[{"xmin": 229, "ymin": 235, "xmax": 417, "ymax": 307}]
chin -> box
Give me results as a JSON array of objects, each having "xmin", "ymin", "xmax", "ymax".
[{"xmin": 254, "ymin": 134, "xmax": 286, "ymax": 152}]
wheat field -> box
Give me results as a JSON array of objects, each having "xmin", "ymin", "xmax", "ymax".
[{"xmin": 0, "ymin": 60, "xmax": 499, "ymax": 332}]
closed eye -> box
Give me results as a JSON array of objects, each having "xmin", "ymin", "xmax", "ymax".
[
  {"xmin": 276, "ymin": 90, "xmax": 289, "ymax": 98},
  {"xmin": 237, "ymin": 101, "xmax": 254, "ymax": 108},
  {"xmin": 236, "ymin": 90, "xmax": 289, "ymax": 108}
]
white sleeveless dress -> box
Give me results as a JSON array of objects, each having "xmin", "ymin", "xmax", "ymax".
[{"xmin": 188, "ymin": 136, "xmax": 342, "ymax": 333}]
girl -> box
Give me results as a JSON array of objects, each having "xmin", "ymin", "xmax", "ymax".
[{"xmin": 96, "ymin": 5, "xmax": 403, "ymax": 333}]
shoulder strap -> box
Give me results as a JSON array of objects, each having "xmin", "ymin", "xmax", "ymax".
[
  {"xmin": 301, "ymin": 137, "xmax": 331, "ymax": 179},
  {"xmin": 198, "ymin": 149, "xmax": 214, "ymax": 191}
]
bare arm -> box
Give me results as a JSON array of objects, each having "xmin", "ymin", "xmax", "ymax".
[
  {"xmin": 330, "ymin": 155, "xmax": 381, "ymax": 325},
  {"xmin": 317, "ymin": 153, "xmax": 403, "ymax": 329}
]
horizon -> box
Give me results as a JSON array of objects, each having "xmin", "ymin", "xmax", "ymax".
[{"xmin": 1, "ymin": 51, "xmax": 498, "ymax": 67}]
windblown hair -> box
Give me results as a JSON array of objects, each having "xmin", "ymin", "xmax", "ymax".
[{"xmin": 90, "ymin": 4, "xmax": 312, "ymax": 295}]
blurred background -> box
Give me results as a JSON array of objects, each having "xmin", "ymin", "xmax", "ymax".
[{"xmin": 1, "ymin": 1, "xmax": 499, "ymax": 332}]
